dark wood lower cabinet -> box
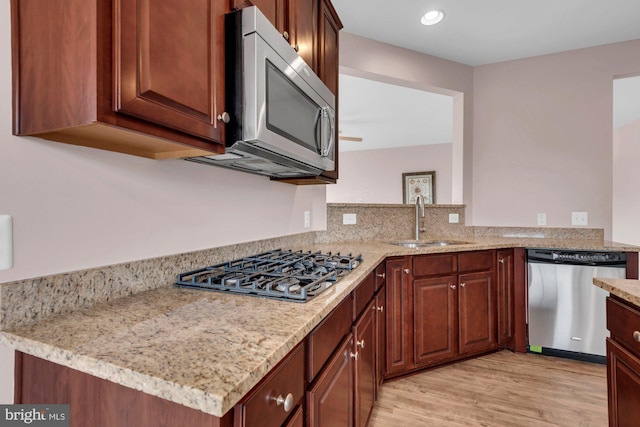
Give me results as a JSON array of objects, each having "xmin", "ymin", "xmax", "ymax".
[
  {"xmin": 385, "ymin": 250, "xmax": 502, "ymax": 380},
  {"xmin": 384, "ymin": 257, "xmax": 412, "ymax": 376},
  {"xmin": 354, "ymin": 300, "xmax": 376, "ymax": 427},
  {"xmin": 413, "ymin": 275, "xmax": 457, "ymax": 367},
  {"xmin": 16, "ymin": 353, "xmax": 231, "ymax": 427},
  {"xmin": 607, "ymin": 338, "xmax": 640, "ymax": 427},
  {"xmin": 458, "ymin": 271, "xmax": 495, "ymax": 355},
  {"xmin": 307, "ymin": 335, "xmax": 354, "ymax": 426}
]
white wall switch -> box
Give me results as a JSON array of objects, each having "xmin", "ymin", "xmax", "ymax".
[
  {"xmin": 449, "ymin": 213, "xmax": 459, "ymax": 223},
  {"xmin": 304, "ymin": 211, "xmax": 311, "ymax": 228},
  {"xmin": 571, "ymin": 211, "xmax": 588, "ymax": 226},
  {"xmin": 537, "ymin": 213, "xmax": 547, "ymax": 226},
  {"xmin": 0, "ymin": 215, "xmax": 13, "ymax": 270},
  {"xmin": 343, "ymin": 213, "xmax": 357, "ymax": 225}
]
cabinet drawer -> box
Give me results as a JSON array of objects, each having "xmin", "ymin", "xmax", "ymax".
[
  {"xmin": 353, "ymin": 272, "xmax": 375, "ymax": 320},
  {"xmin": 607, "ymin": 297, "xmax": 640, "ymax": 357},
  {"xmin": 413, "ymin": 254, "xmax": 456, "ymax": 277},
  {"xmin": 458, "ymin": 250, "xmax": 495, "ymax": 272},
  {"xmin": 235, "ymin": 343, "xmax": 305, "ymax": 427},
  {"xmin": 306, "ymin": 294, "xmax": 353, "ymax": 382}
]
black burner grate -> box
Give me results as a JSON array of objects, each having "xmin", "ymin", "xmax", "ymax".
[{"xmin": 175, "ymin": 249, "xmax": 362, "ymax": 302}]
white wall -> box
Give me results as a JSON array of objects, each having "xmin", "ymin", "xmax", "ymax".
[
  {"xmin": 613, "ymin": 117, "xmax": 640, "ymax": 245},
  {"xmin": 472, "ymin": 40, "xmax": 640, "ymax": 238},
  {"xmin": 327, "ymin": 144, "xmax": 453, "ymax": 204}
]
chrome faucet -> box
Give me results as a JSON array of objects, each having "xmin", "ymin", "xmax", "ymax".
[{"xmin": 415, "ymin": 195, "xmax": 426, "ymax": 240}]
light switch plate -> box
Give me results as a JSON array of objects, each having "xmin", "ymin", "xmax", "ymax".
[
  {"xmin": 304, "ymin": 211, "xmax": 311, "ymax": 228},
  {"xmin": 343, "ymin": 213, "xmax": 357, "ymax": 225},
  {"xmin": 0, "ymin": 215, "xmax": 13, "ymax": 270},
  {"xmin": 449, "ymin": 213, "xmax": 459, "ymax": 223}
]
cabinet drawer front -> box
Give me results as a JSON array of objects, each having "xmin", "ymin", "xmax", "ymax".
[
  {"xmin": 607, "ymin": 297, "xmax": 640, "ymax": 357},
  {"xmin": 306, "ymin": 294, "xmax": 353, "ymax": 382},
  {"xmin": 458, "ymin": 250, "xmax": 495, "ymax": 272},
  {"xmin": 241, "ymin": 343, "xmax": 305, "ymax": 427},
  {"xmin": 354, "ymin": 272, "xmax": 375, "ymax": 320},
  {"xmin": 413, "ymin": 254, "xmax": 456, "ymax": 277}
]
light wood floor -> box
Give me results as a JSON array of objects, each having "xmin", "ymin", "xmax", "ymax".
[{"xmin": 370, "ymin": 351, "xmax": 608, "ymax": 426}]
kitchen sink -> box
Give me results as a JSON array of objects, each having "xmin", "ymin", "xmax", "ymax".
[{"xmin": 388, "ymin": 240, "xmax": 473, "ymax": 248}]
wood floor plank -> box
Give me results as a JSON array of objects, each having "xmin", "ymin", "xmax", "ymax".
[{"xmin": 370, "ymin": 351, "xmax": 607, "ymax": 426}]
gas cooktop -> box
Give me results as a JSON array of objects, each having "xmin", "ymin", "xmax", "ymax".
[{"xmin": 174, "ymin": 249, "xmax": 362, "ymax": 302}]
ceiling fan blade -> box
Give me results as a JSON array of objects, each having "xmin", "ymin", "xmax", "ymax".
[{"xmin": 338, "ymin": 136, "xmax": 363, "ymax": 142}]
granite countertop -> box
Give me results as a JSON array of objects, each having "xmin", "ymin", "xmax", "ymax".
[
  {"xmin": 1, "ymin": 237, "xmax": 638, "ymax": 417},
  {"xmin": 593, "ymin": 277, "xmax": 640, "ymax": 307}
]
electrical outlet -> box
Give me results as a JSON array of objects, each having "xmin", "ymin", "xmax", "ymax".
[
  {"xmin": 571, "ymin": 212, "xmax": 588, "ymax": 226},
  {"xmin": 537, "ymin": 213, "xmax": 547, "ymax": 226},
  {"xmin": 304, "ymin": 211, "xmax": 311, "ymax": 228},
  {"xmin": 449, "ymin": 213, "xmax": 459, "ymax": 223},
  {"xmin": 0, "ymin": 215, "xmax": 13, "ymax": 270},
  {"xmin": 343, "ymin": 213, "xmax": 357, "ymax": 225}
]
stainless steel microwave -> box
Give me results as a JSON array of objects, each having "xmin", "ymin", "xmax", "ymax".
[{"xmin": 187, "ymin": 6, "xmax": 336, "ymax": 178}]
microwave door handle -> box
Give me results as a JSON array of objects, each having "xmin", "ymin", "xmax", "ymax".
[
  {"xmin": 320, "ymin": 107, "xmax": 335, "ymax": 158},
  {"xmin": 314, "ymin": 109, "xmax": 323, "ymax": 155}
]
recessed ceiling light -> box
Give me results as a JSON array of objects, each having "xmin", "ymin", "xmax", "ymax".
[{"xmin": 420, "ymin": 10, "xmax": 444, "ymax": 26}]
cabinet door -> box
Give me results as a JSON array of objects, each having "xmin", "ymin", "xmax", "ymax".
[
  {"xmin": 607, "ymin": 338, "xmax": 640, "ymax": 427},
  {"xmin": 384, "ymin": 258, "xmax": 412, "ymax": 377},
  {"xmin": 232, "ymin": 0, "xmax": 286, "ymax": 32},
  {"xmin": 353, "ymin": 300, "xmax": 376, "ymax": 427},
  {"xmin": 114, "ymin": 0, "xmax": 225, "ymax": 143},
  {"xmin": 458, "ymin": 271, "xmax": 496, "ymax": 355},
  {"xmin": 317, "ymin": 0, "xmax": 341, "ymax": 95},
  {"xmin": 413, "ymin": 275, "xmax": 457, "ymax": 367},
  {"xmin": 497, "ymin": 249, "xmax": 515, "ymax": 348},
  {"xmin": 374, "ymin": 285, "xmax": 386, "ymax": 398},
  {"xmin": 288, "ymin": 0, "xmax": 316, "ymax": 69},
  {"xmin": 307, "ymin": 335, "xmax": 354, "ymax": 427}
]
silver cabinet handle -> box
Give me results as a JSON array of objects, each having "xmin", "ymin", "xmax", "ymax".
[
  {"xmin": 293, "ymin": 44, "xmax": 299, "ymax": 52},
  {"xmin": 634, "ymin": 331, "xmax": 640, "ymax": 342},
  {"xmin": 217, "ymin": 112, "xmax": 230, "ymax": 123},
  {"xmin": 450, "ymin": 284, "xmax": 456, "ymax": 290},
  {"xmin": 275, "ymin": 393, "xmax": 294, "ymax": 412},
  {"xmin": 283, "ymin": 31, "xmax": 290, "ymax": 41},
  {"xmin": 376, "ymin": 305, "xmax": 384, "ymax": 312},
  {"xmin": 404, "ymin": 269, "xmax": 410, "ymax": 274},
  {"xmin": 377, "ymin": 273, "xmax": 386, "ymax": 279},
  {"xmin": 460, "ymin": 283, "xmax": 466, "ymax": 288},
  {"xmin": 498, "ymin": 259, "xmax": 505, "ymax": 264},
  {"xmin": 357, "ymin": 339, "xmax": 365, "ymax": 349},
  {"xmin": 350, "ymin": 351, "xmax": 359, "ymax": 361}
]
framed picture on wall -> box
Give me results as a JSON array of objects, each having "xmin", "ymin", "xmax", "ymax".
[{"xmin": 402, "ymin": 171, "xmax": 436, "ymax": 204}]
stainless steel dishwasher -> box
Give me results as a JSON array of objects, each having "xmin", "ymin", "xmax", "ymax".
[{"xmin": 527, "ymin": 249, "xmax": 627, "ymax": 362}]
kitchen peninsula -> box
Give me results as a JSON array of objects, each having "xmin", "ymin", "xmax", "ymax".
[{"xmin": 1, "ymin": 221, "xmax": 638, "ymax": 425}]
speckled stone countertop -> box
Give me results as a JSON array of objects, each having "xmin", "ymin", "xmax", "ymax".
[
  {"xmin": 594, "ymin": 278, "xmax": 640, "ymax": 307},
  {"xmin": 1, "ymin": 237, "xmax": 638, "ymax": 417}
]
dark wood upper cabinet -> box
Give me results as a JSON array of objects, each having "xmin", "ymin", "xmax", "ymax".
[
  {"xmin": 11, "ymin": 0, "xmax": 226, "ymax": 160},
  {"xmin": 288, "ymin": 0, "xmax": 316, "ymax": 69},
  {"xmin": 232, "ymin": 0, "xmax": 286, "ymax": 32},
  {"xmin": 114, "ymin": 0, "xmax": 226, "ymax": 143}
]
